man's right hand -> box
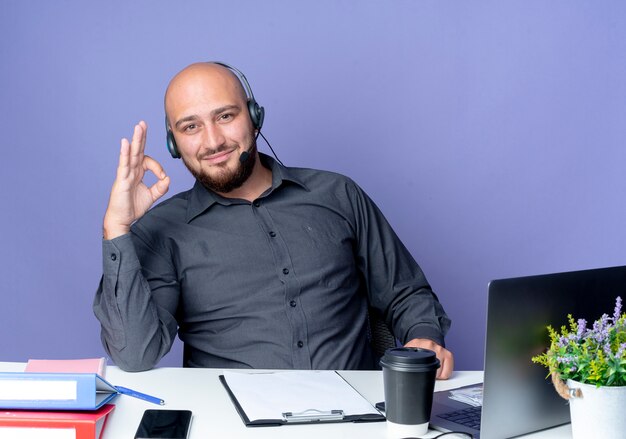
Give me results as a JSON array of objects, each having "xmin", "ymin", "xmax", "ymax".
[{"xmin": 103, "ymin": 121, "xmax": 170, "ymax": 240}]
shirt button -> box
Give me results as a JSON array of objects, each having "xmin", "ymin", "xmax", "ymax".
[
  {"xmin": 269, "ymin": 231, "xmax": 276, "ymax": 238},
  {"xmin": 110, "ymin": 254, "xmax": 117, "ymax": 261},
  {"xmin": 290, "ymin": 300, "xmax": 297, "ymax": 307},
  {"xmin": 297, "ymin": 341, "xmax": 304, "ymax": 348},
  {"xmin": 253, "ymin": 201, "xmax": 261, "ymax": 207},
  {"xmin": 283, "ymin": 268, "xmax": 289, "ymax": 275}
]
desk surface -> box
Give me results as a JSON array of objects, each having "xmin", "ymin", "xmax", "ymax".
[{"xmin": 0, "ymin": 362, "xmax": 571, "ymax": 438}]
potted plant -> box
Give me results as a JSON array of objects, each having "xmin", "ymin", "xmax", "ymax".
[{"xmin": 532, "ymin": 296, "xmax": 626, "ymax": 439}]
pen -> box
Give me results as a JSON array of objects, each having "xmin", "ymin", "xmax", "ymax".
[{"xmin": 116, "ymin": 386, "xmax": 165, "ymax": 405}]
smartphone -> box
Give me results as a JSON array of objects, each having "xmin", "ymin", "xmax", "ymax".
[{"xmin": 134, "ymin": 409, "xmax": 193, "ymax": 439}]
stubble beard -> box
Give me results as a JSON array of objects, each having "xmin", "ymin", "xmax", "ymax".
[{"xmin": 183, "ymin": 142, "xmax": 257, "ymax": 194}]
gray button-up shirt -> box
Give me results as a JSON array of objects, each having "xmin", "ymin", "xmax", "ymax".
[{"xmin": 94, "ymin": 154, "xmax": 450, "ymax": 371}]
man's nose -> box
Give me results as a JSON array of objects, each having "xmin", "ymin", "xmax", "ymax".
[{"xmin": 204, "ymin": 124, "xmax": 226, "ymax": 149}]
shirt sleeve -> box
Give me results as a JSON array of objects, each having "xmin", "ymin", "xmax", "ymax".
[
  {"xmin": 93, "ymin": 232, "xmax": 178, "ymax": 371},
  {"xmin": 348, "ymin": 182, "xmax": 452, "ymax": 347}
]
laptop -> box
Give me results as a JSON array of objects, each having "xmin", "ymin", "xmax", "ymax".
[{"xmin": 430, "ymin": 265, "xmax": 626, "ymax": 439}]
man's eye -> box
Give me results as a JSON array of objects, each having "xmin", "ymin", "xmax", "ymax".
[
  {"xmin": 219, "ymin": 114, "xmax": 233, "ymax": 121},
  {"xmin": 184, "ymin": 124, "xmax": 197, "ymax": 131}
]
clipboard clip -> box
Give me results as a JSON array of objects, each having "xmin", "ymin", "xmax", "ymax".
[{"xmin": 282, "ymin": 408, "xmax": 345, "ymax": 423}]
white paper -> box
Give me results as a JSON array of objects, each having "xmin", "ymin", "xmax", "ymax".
[
  {"xmin": 0, "ymin": 380, "xmax": 77, "ymax": 401},
  {"xmin": 223, "ymin": 370, "xmax": 380, "ymax": 421},
  {"xmin": 448, "ymin": 385, "xmax": 483, "ymax": 407},
  {"xmin": 0, "ymin": 427, "xmax": 76, "ymax": 439}
]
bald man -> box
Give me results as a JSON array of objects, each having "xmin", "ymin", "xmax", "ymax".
[{"xmin": 94, "ymin": 62, "xmax": 453, "ymax": 377}]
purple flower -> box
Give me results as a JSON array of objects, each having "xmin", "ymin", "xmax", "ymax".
[
  {"xmin": 557, "ymin": 355, "xmax": 576, "ymax": 365},
  {"xmin": 557, "ymin": 333, "xmax": 578, "ymax": 347},
  {"xmin": 614, "ymin": 296, "xmax": 623, "ymax": 323},
  {"xmin": 617, "ymin": 343, "xmax": 626, "ymax": 358},
  {"xmin": 577, "ymin": 319, "xmax": 587, "ymax": 338},
  {"xmin": 592, "ymin": 314, "xmax": 610, "ymax": 343}
]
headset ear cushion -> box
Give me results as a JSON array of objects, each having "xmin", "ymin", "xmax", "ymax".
[
  {"xmin": 166, "ymin": 130, "xmax": 181, "ymax": 159},
  {"xmin": 249, "ymin": 100, "xmax": 265, "ymax": 130}
]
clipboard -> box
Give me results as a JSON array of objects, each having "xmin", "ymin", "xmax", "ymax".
[{"xmin": 219, "ymin": 371, "xmax": 385, "ymax": 427}]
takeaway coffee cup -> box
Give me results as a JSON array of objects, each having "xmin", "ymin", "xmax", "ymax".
[{"xmin": 380, "ymin": 347, "xmax": 440, "ymax": 438}]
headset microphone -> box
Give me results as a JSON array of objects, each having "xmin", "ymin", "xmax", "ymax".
[{"xmin": 239, "ymin": 150, "xmax": 250, "ymax": 164}]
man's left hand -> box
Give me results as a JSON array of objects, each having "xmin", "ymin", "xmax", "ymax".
[{"xmin": 404, "ymin": 338, "xmax": 454, "ymax": 380}]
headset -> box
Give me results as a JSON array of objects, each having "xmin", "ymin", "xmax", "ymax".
[{"xmin": 165, "ymin": 62, "xmax": 265, "ymax": 159}]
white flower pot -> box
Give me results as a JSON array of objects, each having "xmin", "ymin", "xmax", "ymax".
[{"xmin": 566, "ymin": 379, "xmax": 626, "ymax": 439}]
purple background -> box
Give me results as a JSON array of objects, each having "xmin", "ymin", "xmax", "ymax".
[{"xmin": 1, "ymin": 1, "xmax": 625, "ymax": 370}]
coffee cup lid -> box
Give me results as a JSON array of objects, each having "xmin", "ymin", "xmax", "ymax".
[{"xmin": 379, "ymin": 347, "xmax": 440, "ymax": 372}]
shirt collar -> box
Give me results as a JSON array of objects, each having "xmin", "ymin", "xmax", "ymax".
[{"xmin": 185, "ymin": 152, "xmax": 309, "ymax": 223}]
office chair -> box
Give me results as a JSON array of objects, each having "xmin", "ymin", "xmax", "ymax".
[{"xmin": 367, "ymin": 308, "xmax": 398, "ymax": 366}]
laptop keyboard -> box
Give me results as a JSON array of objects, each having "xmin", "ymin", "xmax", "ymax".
[{"xmin": 437, "ymin": 406, "xmax": 482, "ymax": 430}]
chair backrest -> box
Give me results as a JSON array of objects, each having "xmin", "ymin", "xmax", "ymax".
[{"xmin": 367, "ymin": 308, "xmax": 397, "ymax": 367}]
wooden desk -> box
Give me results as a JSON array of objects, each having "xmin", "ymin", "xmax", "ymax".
[{"xmin": 0, "ymin": 362, "xmax": 571, "ymax": 438}]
